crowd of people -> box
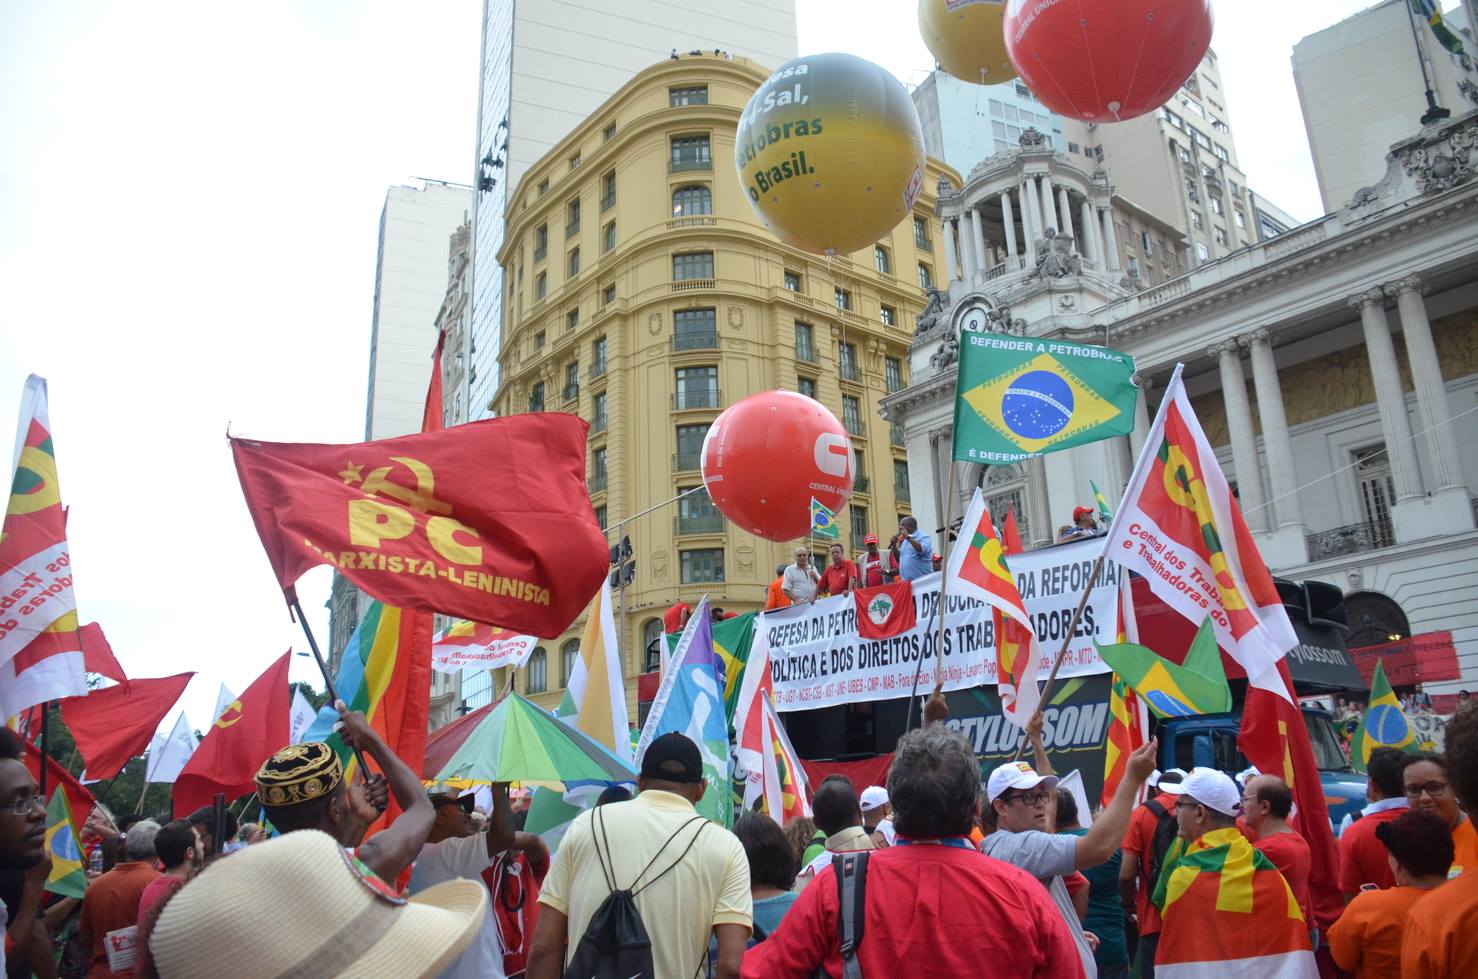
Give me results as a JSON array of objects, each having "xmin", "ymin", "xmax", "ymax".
[{"xmin": 0, "ymin": 689, "xmax": 1474, "ymax": 977}]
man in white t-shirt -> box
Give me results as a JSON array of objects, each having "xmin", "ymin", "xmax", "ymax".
[{"xmin": 782, "ymin": 547, "xmax": 821, "ymax": 604}]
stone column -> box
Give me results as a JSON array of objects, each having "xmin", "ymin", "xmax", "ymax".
[
  {"xmin": 1079, "ymin": 199, "xmax": 1098, "ymax": 264},
  {"xmin": 943, "ymin": 218, "xmax": 959, "ymax": 281},
  {"xmin": 1099, "ymin": 208, "xmax": 1122, "ymax": 272},
  {"xmin": 1039, "ymin": 173, "xmax": 1059, "ymax": 232},
  {"xmin": 1212, "ymin": 340, "xmax": 1270, "ymax": 533},
  {"xmin": 970, "ymin": 207, "xmax": 989, "ymax": 277},
  {"xmin": 1022, "ymin": 180, "xmax": 1041, "ymax": 267},
  {"xmin": 1388, "ymin": 275, "xmax": 1466, "ymax": 493},
  {"xmin": 960, "ymin": 216, "xmax": 978, "ymax": 279},
  {"xmin": 1349, "ymin": 290, "xmax": 1423, "ymax": 502},
  {"xmin": 1056, "ymin": 186, "xmax": 1075, "ymax": 243},
  {"xmin": 1244, "ymin": 329, "xmax": 1305, "ymax": 533},
  {"xmin": 1129, "ymin": 373, "xmax": 1152, "ymax": 459},
  {"xmin": 1028, "ymin": 456, "xmax": 1053, "ymax": 548},
  {"xmin": 1001, "ymin": 191, "xmax": 1018, "ymax": 262}
]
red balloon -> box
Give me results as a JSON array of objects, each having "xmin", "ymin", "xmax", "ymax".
[
  {"xmin": 701, "ymin": 391, "xmax": 854, "ymax": 543},
  {"xmin": 1004, "ymin": 0, "xmax": 1213, "ymax": 123}
]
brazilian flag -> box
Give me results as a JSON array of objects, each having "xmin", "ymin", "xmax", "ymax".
[
  {"xmin": 1095, "ymin": 617, "xmax": 1232, "ymax": 719},
  {"xmin": 666, "ymin": 612, "xmax": 756, "ymax": 723},
  {"xmin": 1349, "ymin": 659, "xmax": 1417, "ymax": 771},
  {"xmin": 44, "ymin": 788, "xmax": 87, "ymax": 898},
  {"xmin": 810, "ymin": 497, "xmax": 840, "ymax": 540},
  {"xmin": 954, "ymin": 332, "xmax": 1138, "ymax": 464}
]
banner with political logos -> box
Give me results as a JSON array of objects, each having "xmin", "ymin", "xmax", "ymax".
[{"xmin": 766, "ymin": 538, "xmax": 1118, "ymax": 711}]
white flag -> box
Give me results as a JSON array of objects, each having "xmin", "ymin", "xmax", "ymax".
[
  {"xmin": 145, "ymin": 712, "xmax": 197, "ymax": 784},
  {"xmin": 289, "ymin": 689, "xmax": 317, "ymax": 744},
  {"xmin": 212, "ymin": 683, "xmax": 237, "ymax": 724}
]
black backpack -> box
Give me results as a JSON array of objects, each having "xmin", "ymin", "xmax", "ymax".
[
  {"xmin": 1142, "ymin": 798, "xmax": 1180, "ymax": 889},
  {"xmin": 829, "ymin": 851, "xmax": 869, "ymax": 979},
  {"xmin": 562, "ymin": 807, "xmax": 709, "ymax": 979}
]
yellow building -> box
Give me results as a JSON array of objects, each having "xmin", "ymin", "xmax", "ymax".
[{"xmin": 491, "ymin": 53, "xmax": 958, "ymax": 714}]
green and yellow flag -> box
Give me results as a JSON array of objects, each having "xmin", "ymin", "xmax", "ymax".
[
  {"xmin": 953, "ymin": 332, "xmax": 1138, "ymax": 463},
  {"xmin": 1349, "ymin": 659, "xmax": 1417, "ymax": 771},
  {"xmin": 1095, "ymin": 617, "xmax": 1232, "ymax": 719},
  {"xmin": 1090, "ymin": 480, "xmax": 1114, "ymax": 521},
  {"xmin": 667, "ymin": 611, "xmax": 756, "ymax": 723},
  {"xmin": 43, "ymin": 788, "xmax": 86, "ymax": 898},
  {"xmin": 810, "ymin": 497, "xmax": 840, "ymax": 540}
]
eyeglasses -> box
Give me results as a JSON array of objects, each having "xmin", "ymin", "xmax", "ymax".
[
  {"xmin": 434, "ymin": 796, "xmax": 477, "ymax": 814},
  {"xmin": 1174, "ymin": 800, "xmax": 1201, "ymax": 811},
  {"xmin": 0, "ymin": 794, "xmax": 44, "ymax": 816},
  {"xmin": 1405, "ymin": 781, "xmax": 1449, "ymax": 800},
  {"xmin": 1003, "ymin": 789, "xmax": 1050, "ymax": 806}
]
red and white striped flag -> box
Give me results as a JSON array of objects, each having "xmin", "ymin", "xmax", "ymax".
[{"xmin": 734, "ymin": 619, "xmax": 810, "ymax": 824}]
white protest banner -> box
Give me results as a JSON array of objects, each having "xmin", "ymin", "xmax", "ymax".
[
  {"xmin": 431, "ymin": 621, "xmax": 538, "ymax": 675},
  {"xmin": 768, "ymin": 538, "xmax": 1119, "ymax": 711}
]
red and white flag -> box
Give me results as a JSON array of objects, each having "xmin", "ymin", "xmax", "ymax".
[
  {"xmin": 1102, "ymin": 366, "xmax": 1297, "ymax": 697},
  {"xmin": 853, "ymin": 581, "xmax": 915, "ymax": 640},
  {"xmin": 430, "ymin": 620, "xmax": 538, "ymax": 675},
  {"xmin": 734, "ymin": 620, "xmax": 811, "ymax": 824}
]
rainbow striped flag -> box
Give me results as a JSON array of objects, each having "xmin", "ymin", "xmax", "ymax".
[
  {"xmin": 1153, "ymin": 827, "xmax": 1315, "ymax": 977},
  {"xmin": 303, "ymin": 601, "xmax": 432, "ymax": 788}
]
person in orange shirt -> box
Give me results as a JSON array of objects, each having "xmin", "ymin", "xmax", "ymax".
[
  {"xmin": 1402, "ymin": 705, "xmax": 1478, "ymax": 978},
  {"xmin": 763, "ymin": 564, "xmax": 791, "ymax": 611},
  {"xmin": 1402, "ymin": 751, "xmax": 1478, "ymax": 877},
  {"xmin": 1328, "ymin": 809, "xmax": 1452, "ymax": 978}
]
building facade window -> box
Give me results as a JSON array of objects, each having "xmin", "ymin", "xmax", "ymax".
[
  {"xmin": 842, "ymin": 395, "xmax": 863, "ymax": 436},
  {"xmin": 880, "ymin": 305, "xmax": 896, "ymax": 326},
  {"xmin": 839, "ymin": 342, "xmax": 859, "ymax": 381},
  {"xmin": 529, "ymin": 380, "xmax": 545, "ymax": 412},
  {"xmin": 673, "ymin": 252, "xmax": 714, "ymax": 280},
  {"xmin": 893, "ymin": 459, "xmax": 909, "ymax": 494},
  {"xmin": 594, "ymin": 504, "xmax": 607, "ymax": 529},
  {"xmin": 885, "ymin": 356, "xmax": 903, "ymax": 393},
  {"xmin": 566, "ymin": 307, "xmax": 579, "ymax": 331},
  {"xmin": 675, "ymin": 423, "xmax": 709, "ymax": 470},
  {"xmin": 670, "ymin": 135, "xmax": 711, "ymax": 171},
  {"xmin": 874, "ymin": 246, "xmax": 891, "ymax": 275},
  {"xmin": 601, "ymin": 170, "xmax": 616, "ymax": 211},
  {"xmin": 567, "ymin": 198, "xmax": 581, "ymax": 236},
  {"xmin": 674, "ymin": 307, "xmax": 716, "ymax": 341},
  {"xmin": 670, "ymin": 85, "xmax": 709, "ymax": 106},
  {"xmin": 534, "ymin": 224, "xmax": 548, "ymax": 262},
  {"xmin": 569, "ymin": 151, "xmax": 582, "ymax": 170},
  {"xmin": 795, "ymin": 321, "xmax": 816, "ymax": 362},
  {"xmin": 917, "ymin": 263, "xmax": 933, "ymax": 289},
  {"xmin": 675, "ymin": 365, "xmax": 719, "ymax": 408},
  {"xmin": 602, "ymin": 282, "xmax": 616, "ymax": 305},
  {"xmin": 913, "ymin": 216, "xmax": 932, "ymax": 250},
  {"xmin": 591, "ymin": 336, "xmax": 607, "ymax": 373},
  {"xmin": 835, "ymin": 287, "xmax": 852, "ymax": 310},
  {"xmin": 673, "ymin": 185, "xmax": 712, "ymax": 216},
  {"xmin": 564, "ymin": 362, "xmax": 579, "ymax": 400},
  {"xmin": 592, "ymin": 391, "xmax": 607, "ymax": 431},
  {"xmin": 561, "ymin": 639, "xmax": 579, "ymax": 686},
  {"xmin": 1213, "ymin": 226, "xmax": 1227, "ymax": 246},
  {"xmin": 527, "ymin": 647, "xmax": 547, "ymax": 693},
  {"xmin": 642, "ymin": 618, "xmax": 663, "ymax": 672},
  {"xmin": 603, "ymin": 221, "xmax": 616, "ymax": 253},
  {"xmin": 535, "ymin": 271, "xmax": 547, "ymax": 300},
  {"xmin": 798, "ymin": 376, "xmax": 817, "ymax": 400},
  {"xmin": 850, "ymin": 505, "xmax": 869, "ymax": 549},
  {"xmin": 603, "ymin": 121, "xmax": 617, "ymax": 142},
  {"xmin": 534, "ymin": 331, "xmax": 546, "ymax": 350},
  {"xmin": 680, "ymin": 548, "xmax": 725, "ymax": 583},
  {"xmin": 568, "ymin": 247, "xmax": 580, "ymax": 277},
  {"xmin": 783, "ymin": 269, "xmax": 801, "ymax": 291}
]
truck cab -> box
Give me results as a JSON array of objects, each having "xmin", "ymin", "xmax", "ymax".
[{"xmin": 1159, "ymin": 705, "xmax": 1367, "ymax": 830}]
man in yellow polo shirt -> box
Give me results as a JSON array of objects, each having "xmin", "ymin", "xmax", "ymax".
[{"xmin": 527, "ymin": 732, "xmax": 752, "ymax": 979}]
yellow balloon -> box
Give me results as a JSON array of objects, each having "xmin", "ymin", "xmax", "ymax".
[
  {"xmin": 918, "ymin": 0, "xmax": 1017, "ymax": 85},
  {"xmin": 735, "ymin": 53, "xmax": 926, "ymax": 256}
]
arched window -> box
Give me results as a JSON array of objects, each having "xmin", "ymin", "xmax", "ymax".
[
  {"xmin": 1344, "ymin": 592, "xmax": 1411, "ymax": 648},
  {"xmin": 527, "ymin": 647, "xmax": 548, "ymax": 693},
  {"xmin": 642, "ymin": 618, "xmax": 664, "ymax": 673},
  {"xmin": 980, "ymin": 464, "xmax": 1031, "ymax": 545},
  {"xmin": 561, "ymin": 639, "xmax": 580, "ymax": 687},
  {"xmin": 673, "ymin": 185, "xmax": 712, "ymax": 217}
]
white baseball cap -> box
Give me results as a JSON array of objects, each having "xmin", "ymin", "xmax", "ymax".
[
  {"xmin": 859, "ymin": 786, "xmax": 889, "ymax": 812},
  {"xmin": 1178, "ymin": 767, "xmax": 1241, "ymax": 817},
  {"xmin": 1156, "ymin": 768, "xmax": 1188, "ymax": 796},
  {"xmin": 986, "ymin": 761, "xmax": 1060, "ymax": 803}
]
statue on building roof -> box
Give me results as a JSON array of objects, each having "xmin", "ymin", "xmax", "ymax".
[
  {"xmin": 1031, "ymin": 228, "xmax": 1081, "ymax": 278},
  {"xmin": 915, "ymin": 286, "xmax": 949, "ymax": 336}
]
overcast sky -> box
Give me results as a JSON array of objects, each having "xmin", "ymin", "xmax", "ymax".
[{"xmin": 0, "ymin": 0, "xmax": 1415, "ymax": 736}]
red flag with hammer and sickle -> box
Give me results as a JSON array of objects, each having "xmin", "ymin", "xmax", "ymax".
[{"xmin": 230, "ymin": 415, "xmax": 606, "ymax": 639}]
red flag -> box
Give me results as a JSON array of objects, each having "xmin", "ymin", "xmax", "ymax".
[
  {"xmin": 59, "ymin": 673, "xmax": 193, "ymax": 780},
  {"xmin": 854, "ymin": 582, "xmax": 916, "ymax": 639},
  {"xmin": 1002, "ymin": 505, "xmax": 1024, "ymax": 555},
  {"xmin": 0, "ymin": 612, "xmax": 87, "ymax": 717},
  {"xmin": 230, "ymin": 415, "xmax": 606, "ymax": 638},
  {"xmin": 422, "ymin": 332, "xmax": 445, "ymax": 434},
  {"xmin": 78, "ymin": 623, "xmax": 127, "ymax": 682},
  {"xmin": 173, "ymin": 652, "xmax": 291, "ymax": 815},
  {"xmin": 22, "ymin": 737, "xmax": 94, "ymax": 828}
]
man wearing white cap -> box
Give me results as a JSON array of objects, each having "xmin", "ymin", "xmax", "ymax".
[
  {"xmin": 1119, "ymin": 769, "xmax": 1187, "ymax": 979},
  {"xmin": 859, "ymin": 786, "xmax": 895, "ymax": 847},
  {"xmin": 981, "ymin": 715, "xmax": 1158, "ymax": 979}
]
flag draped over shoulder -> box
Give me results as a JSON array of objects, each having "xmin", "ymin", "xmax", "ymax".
[
  {"xmin": 1153, "ymin": 827, "xmax": 1316, "ymax": 978},
  {"xmin": 637, "ymin": 599, "xmax": 730, "ymax": 826},
  {"xmin": 174, "ymin": 652, "xmax": 291, "ymax": 815},
  {"xmin": 43, "ymin": 787, "xmax": 87, "ymax": 898},
  {"xmin": 953, "ymin": 331, "xmax": 1138, "ymax": 464},
  {"xmin": 1096, "ymin": 618, "xmax": 1231, "ymax": 719},
  {"xmin": 58, "ymin": 672, "xmax": 194, "ymax": 780},
  {"xmin": 946, "ymin": 488, "xmax": 1040, "ymax": 727},
  {"xmin": 229, "ymin": 414, "xmax": 607, "ymax": 638},
  {"xmin": 1348, "ymin": 659, "xmax": 1417, "ymax": 770}
]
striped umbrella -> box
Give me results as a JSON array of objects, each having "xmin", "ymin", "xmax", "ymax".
[{"xmin": 432, "ymin": 692, "xmax": 637, "ymax": 791}]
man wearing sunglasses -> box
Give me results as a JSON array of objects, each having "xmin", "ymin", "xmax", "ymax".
[{"xmin": 981, "ymin": 713, "xmax": 1159, "ymax": 979}]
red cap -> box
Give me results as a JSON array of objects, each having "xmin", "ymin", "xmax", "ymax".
[
  {"xmin": 863, "ymin": 533, "xmax": 879, "ymax": 545},
  {"xmin": 1073, "ymin": 505, "xmax": 1095, "ymax": 520}
]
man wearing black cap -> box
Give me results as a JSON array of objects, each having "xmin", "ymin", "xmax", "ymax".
[{"xmin": 528, "ymin": 732, "xmax": 752, "ymax": 979}]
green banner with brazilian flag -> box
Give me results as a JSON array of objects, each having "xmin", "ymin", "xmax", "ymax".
[{"xmin": 953, "ymin": 332, "xmax": 1138, "ymax": 463}]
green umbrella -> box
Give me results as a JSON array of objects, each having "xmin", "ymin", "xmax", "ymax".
[{"xmin": 432, "ymin": 692, "xmax": 637, "ymax": 791}]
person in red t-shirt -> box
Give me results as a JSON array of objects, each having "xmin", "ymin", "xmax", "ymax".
[
  {"xmin": 663, "ymin": 602, "xmax": 691, "ymax": 634},
  {"xmin": 817, "ymin": 543, "xmax": 858, "ymax": 597},
  {"xmin": 1242, "ymin": 774, "xmax": 1313, "ymax": 932},
  {"xmin": 1339, "ymin": 747, "xmax": 1409, "ymax": 897},
  {"xmin": 1118, "ymin": 773, "xmax": 1185, "ymax": 979},
  {"xmin": 134, "ymin": 819, "xmax": 200, "ymax": 979},
  {"xmin": 743, "ymin": 725, "xmax": 1081, "ymax": 979},
  {"xmin": 856, "ymin": 535, "xmax": 896, "ymax": 588}
]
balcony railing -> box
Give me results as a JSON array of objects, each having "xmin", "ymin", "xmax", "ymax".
[
  {"xmin": 562, "ymin": 382, "xmax": 579, "ymax": 402},
  {"xmin": 894, "ymin": 481, "xmax": 911, "ymax": 503},
  {"xmin": 669, "ymin": 216, "xmax": 717, "ymax": 229},
  {"xmin": 671, "ymin": 331, "xmax": 719, "ymax": 351},
  {"xmin": 533, "ymin": 243, "xmax": 547, "ymax": 262},
  {"xmin": 1305, "ymin": 521, "xmax": 1393, "ymax": 562},
  {"xmin": 528, "ymin": 399, "xmax": 545, "ymax": 413},
  {"xmin": 671, "ymin": 278, "xmax": 715, "ymax": 293},
  {"xmin": 601, "ymin": 192, "xmax": 615, "ymax": 212},
  {"xmin": 588, "ymin": 472, "xmax": 607, "ymax": 494},
  {"xmin": 670, "ymin": 157, "xmax": 712, "ymax": 173},
  {"xmin": 588, "ymin": 359, "xmax": 606, "ymax": 380},
  {"xmin": 844, "ymin": 418, "xmax": 867, "ymax": 438},
  {"xmin": 853, "ymin": 475, "xmax": 871, "ymax": 495},
  {"xmin": 839, "ymin": 362, "xmax": 861, "ymax": 382},
  {"xmin": 673, "ymin": 451, "xmax": 702, "ymax": 472},
  {"xmin": 795, "ymin": 342, "xmax": 819, "ymax": 364},
  {"xmin": 915, "ymin": 232, "xmax": 933, "ymax": 250},
  {"xmin": 590, "ymin": 416, "xmax": 607, "ymax": 435},
  {"xmin": 673, "ymin": 388, "xmax": 722, "ymax": 410},
  {"xmin": 890, "ymin": 422, "xmax": 906, "ymax": 446},
  {"xmin": 886, "ymin": 377, "xmax": 904, "ymax": 394},
  {"xmin": 674, "ymin": 513, "xmax": 724, "ymax": 535}
]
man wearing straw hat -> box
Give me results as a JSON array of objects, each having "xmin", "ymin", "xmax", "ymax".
[{"xmin": 254, "ymin": 703, "xmax": 434, "ymax": 885}]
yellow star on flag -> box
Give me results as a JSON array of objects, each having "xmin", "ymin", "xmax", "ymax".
[
  {"xmin": 961, "ymin": 352, "xmax": 1124, "ymax": 455},
  {"xmin": 338, "ymin": 463, "xmax": 363, "ymax": 486}
]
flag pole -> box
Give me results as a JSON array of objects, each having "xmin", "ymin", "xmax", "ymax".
[
  {"xmin": 933, "ymin": 456, "xmax": 958, "ymax": 690},
  {"xmin": 135, "ymin": 757, "xmax": 152, "ymax": 814},
  {"xmin": 288, "ymin": 596, "xmax": 371, "ymax": 776},
  {"xmin": 38, "ymin": 702, "xmax": 49, "ymax": 803}
]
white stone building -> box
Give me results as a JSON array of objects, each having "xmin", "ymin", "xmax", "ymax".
[{"xmin": 883, "ymin": 110, "xmax": 1478, "ymax": 694}]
